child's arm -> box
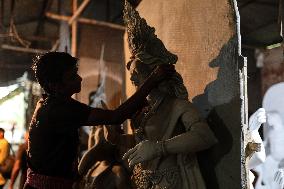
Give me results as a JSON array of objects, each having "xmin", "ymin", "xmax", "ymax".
[{"xmin": 86, "ymin": 65, "xmax": 175, "ymax": 126}]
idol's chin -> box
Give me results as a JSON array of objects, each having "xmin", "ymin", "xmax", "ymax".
[
  {"xmin": 74, "ymin": 86, "xmax": 82, "ymax": 93},
  {"xmin": 132, "ymin": 82, "xmax": 140, "ymax": 88}
]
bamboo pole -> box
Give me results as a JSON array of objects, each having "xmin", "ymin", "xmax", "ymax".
[
  {"xmin": 46, "ymin": 12, "xmax": 125, "ymax": 30},
  {"xmin": 0, "ymin": 33, "xmax": 12, "ymax": 37},
  {"xmin": 68, "ymin": 0, "xmax": 90, "ymax": 25},
  {"xmin": 1, "ymin": 44, "xmax": 47, "ymax": 54},
  {"xmin": 71, "ymin": 0, "xmax": 78, "ymax": 57}
]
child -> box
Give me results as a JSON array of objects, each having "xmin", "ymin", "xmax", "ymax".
[
  {"xmin": 25, "ymin": 52, "xmax": 174, "ymax": 189},
  {"xmin": 0, "ymin": 128, "xmax": 9, "ymax": 189}
]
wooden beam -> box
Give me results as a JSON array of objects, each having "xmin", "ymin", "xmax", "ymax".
[
  {"xmin": 0, "ymin": 33, "xmax": 12, "ymax": 37},
  {"xmin": 68, "ymin": 0, "xmax": 90, "ymax": 25},
  {"xmin": 72, "ymin": 0, "xmax": 79, "ymax": 100},
  {"xmin": 78, "ymin": 17, "xmax": 125, "ymax": 30},
  {"xmin": 46, "ymin": 12, "xmax": 69, "ymax": 20},
  {"xmin": 71, "ymin": 0, "xmax": 78, "ymax": 57},
  {"xmin": 46, "ymin": 12, "xmax": 125, "ymax": 30},
  {"xmin": 1, "ymin": 44, "xmax": 48, "ymax": 54}
]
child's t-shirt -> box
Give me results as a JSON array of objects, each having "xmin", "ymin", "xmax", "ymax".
[{"xmin": 27, "ymin": 96, "xmax": 92, "ymax": 180}]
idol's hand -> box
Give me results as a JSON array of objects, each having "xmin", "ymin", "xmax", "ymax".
[
  {"xmin": 274, "ymin": 169, "xmax": 284, "ymax": 189},
  {"xmin": 249, "ymin": 108, "xmax": 266, "ymax": 132},
  {"xmin": 122, "ymin": 140, "xmax": 161, "ymax": 167}
]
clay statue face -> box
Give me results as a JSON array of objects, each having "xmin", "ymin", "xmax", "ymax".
[
  {"xmin": 266, "ymin": 112, "xmax": 284, "ymax": 161},
  {"xmin": 267, "ymin": 112, "xmax": 283, "ymax": 130},
  {"xmin": 248, "ymin": 108, "xmax": 266, "ymax": 132},
  {"xmin": 129, "ymin": 59, "xmax": 153, "ymax": 87}
]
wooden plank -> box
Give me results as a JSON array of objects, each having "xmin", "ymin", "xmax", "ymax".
[
  {"xmin": 1, "ymin": 44, "xmax": 47, "ymax": 54},
  {"xmin": 71, "ymin": 0, "xmax": 78, "ymax": 57},
  {"xmin": 46, "ymin": 12, "xmax": 125, "ymax": 30},
  {"xmin": 68, "ymin": 0, "xmax": 90, "ymax": 25}
]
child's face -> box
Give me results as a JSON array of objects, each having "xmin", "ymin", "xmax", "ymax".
[
  {"xmin": 0, "ymin": 131, "xmax": 4, "ymax": 139},
  {"xmin": 59, "ymin": 66, "xmax": 82, "ymax": 96}
]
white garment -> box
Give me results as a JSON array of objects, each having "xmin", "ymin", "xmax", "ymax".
[
  {"xmin": 249, "ymin": 171, "xmax": 255, "ymax": 189},
  {"xmin": 255, "ymin": 156, "xmax": 282, "ymax": 189}
]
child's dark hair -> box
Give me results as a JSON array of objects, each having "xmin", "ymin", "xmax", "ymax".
[
  {"xmin": 0, "ymin": 128, "xmax": 5, "ymax": 133},
  {"xmin": 32, "ymin": 52, "xmax": 78, "ymax": 94}
]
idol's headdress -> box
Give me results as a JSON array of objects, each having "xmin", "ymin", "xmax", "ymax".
[{"xmin": 123, "ymin": 0, "xmax": 178, "ymax": 68}]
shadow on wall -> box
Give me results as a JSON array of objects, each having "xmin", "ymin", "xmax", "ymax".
[
  {"xmin": 192, "ymin": 36, "xmax": 242, "ymax": 189},
  {"xmin": 192, "ymin": 36, "xmax": 239, "ymax": 117}
]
